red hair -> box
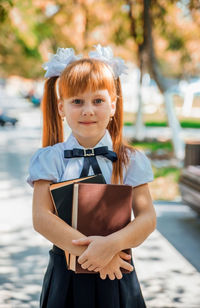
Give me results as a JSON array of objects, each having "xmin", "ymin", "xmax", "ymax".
[{"xmin": 42, "ymin": 58, "xmax": 135, "ymax": 184}]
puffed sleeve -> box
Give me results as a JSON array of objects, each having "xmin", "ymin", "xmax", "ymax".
[
  {"xmin": 124, "ymin": 149, "xmax": 154, "ymax": 187},
  {"xmin": 26, "ymin": 146, "xmax": 62, "ymax": 188}
]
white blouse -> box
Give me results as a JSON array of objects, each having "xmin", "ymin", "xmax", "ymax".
[{"xmin": 26, "ymin": 129, "xmax": 154, "ymax": 188}]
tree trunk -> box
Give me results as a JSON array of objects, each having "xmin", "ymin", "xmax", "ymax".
[
  {"xmin": 128, "ymin": 0, "xmax": 185, "ymax": 160},
  {"xmin": 135, "ymin": 63, "xmax": 145, "ymax": 140}
]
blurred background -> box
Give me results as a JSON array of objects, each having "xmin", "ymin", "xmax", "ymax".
[{"xmin": 0, "ymin": 0, "xmax": 200, "ymax": 307}]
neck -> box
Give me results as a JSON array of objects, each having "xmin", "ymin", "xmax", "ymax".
[{"xmin": 73, "ymin": 131, "xmax": 106, "ymax": 148}]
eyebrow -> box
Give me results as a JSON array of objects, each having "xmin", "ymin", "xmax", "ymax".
[
  {"xmin": 72, "ymin": 93, "xmax": 106, "ymax": 99},
  {"xmin": 93, "ymin": 94, "xmax": 106, "ymax": 98}
]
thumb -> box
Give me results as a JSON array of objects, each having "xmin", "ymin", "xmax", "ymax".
[{"xmin": 72, "ymin": 238, "xmax": 91, "ymax": 245}]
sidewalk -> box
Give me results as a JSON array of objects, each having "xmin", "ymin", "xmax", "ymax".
[{"xmin": 134, "ymin": 221, "xmax": 200, "ymax": 308}]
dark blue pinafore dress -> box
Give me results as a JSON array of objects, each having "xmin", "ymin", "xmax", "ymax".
[
  {"xmin": 39, "ymin": 148, "xmax": 147, "ymax": 307},
  {"xmin": 40, "ymin": 245, "xmax": 146, "ymax": 308}
]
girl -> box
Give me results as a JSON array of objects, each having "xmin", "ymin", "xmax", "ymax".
[{"xmin": 27, "ymin": 45, "xmax": 156, "ymax": 308}]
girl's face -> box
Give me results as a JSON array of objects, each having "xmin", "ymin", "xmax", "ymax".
[{"xmin": 58, "ymin": 89, "xmax": 116, "ymax": 148}]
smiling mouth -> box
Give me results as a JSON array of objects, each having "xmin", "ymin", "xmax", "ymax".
[{"xmin": 79, "ymin": 122, "xmax": 97, "ymax": 125}]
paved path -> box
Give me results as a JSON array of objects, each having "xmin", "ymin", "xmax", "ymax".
[
  {"xmin": 0, "ymin": 90, "xmax": 200, "ymax": 307},
  {"xmin": 133, "ymin": 206, "xmax": 200, "ymax": 308}
]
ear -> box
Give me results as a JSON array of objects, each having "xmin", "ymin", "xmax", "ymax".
[
  {"xmin": 57, "ymin": 100, "xmax": 65, "ymax": 117},
  {"xmin": 110, "ymin": 99, "xmax": 116, "ymax": 117}
]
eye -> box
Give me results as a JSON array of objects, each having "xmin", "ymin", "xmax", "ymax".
[
  {"xmin": 72, "ymin": 99, "xmax": 83, "ymax": 105},
  {"xmin": 94, "ymin": 98, "xmax": 104, "ymax": 104}
]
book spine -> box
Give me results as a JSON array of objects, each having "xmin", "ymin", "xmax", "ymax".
[
  {"xmin": 49, "ymin": 187, "xmax": 59, "ymax": 216},
  {"xmin": 69, "ymin": 184, "xmax": 79, "ymax": 271}
]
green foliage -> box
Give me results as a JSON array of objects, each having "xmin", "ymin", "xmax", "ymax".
[
  {"xmin": 131, "ymin": 140, "xmax": 173, "ymax": 152},
  {"xmin": 180, "ymin": 120, "xmax": 200, "ymax": 128},
  {"xmin": 180, "ymin": 51, "xmax": 192, "ymax": 65},
  {"xmin": 167, "ymin": 32, "xmax": 185, "ymax": 51},
  {"xmin": 130, "ymin": 139, "xmax": 180, "ymax": 183},
  {"xmin": 0, "ymin": 0, "xmax": 13, "ymax": 23},
  {"xmin": 153, "ymin": 166, "xmax": 180, "ymax": 181},
  {"xmin": 114, "ymin": 24, "xmax": 129, "ymax": 45},
  {"xmin": 0, "ymin": 0, "xmax": 200, "ymax": 78},
  {"xmin": 34, "ymin": 22, "xmax": 54, "ymax": 41},
  {"xmin": 144, "ymin": 121, "xmax": 168, "ymax": 127},
  {"xmin": 124, "ymin": 120, "xmax": 200, "ymax": 128}
]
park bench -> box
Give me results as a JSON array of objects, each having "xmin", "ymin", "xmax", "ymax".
[{"xmin": 178, "ymin": 142, "xmax": 200, "ymax": 214}]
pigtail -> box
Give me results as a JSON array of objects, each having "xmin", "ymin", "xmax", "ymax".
[
  {"xmin": 41, "ymin": 76, "xmax": 64, "ymax": 147},
  {"xmin": 108, "ymin": 77, "xmax": 135, "ymax": 184}
]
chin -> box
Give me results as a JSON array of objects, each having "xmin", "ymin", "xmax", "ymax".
[{"xmin": 78, "ymin": 130, "xmax": 103, "ymax": 140}]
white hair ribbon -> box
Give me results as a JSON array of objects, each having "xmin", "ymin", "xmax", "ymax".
[
  {"xmin": 42, "ymin": 44, "xmax": 128, "ymax": 79},
  {"xmin": 42, "ymin": 47, "xmax": 82, "ymax": 78}
]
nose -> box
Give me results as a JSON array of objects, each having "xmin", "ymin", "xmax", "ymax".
[{"xmin": 81, "ymin": 102, "xmax": 95, "ymax": 116}]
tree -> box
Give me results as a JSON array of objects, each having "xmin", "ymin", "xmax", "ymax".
[
  {"xmin": 126, "ymin": 0, "xmax": 200, "ymax": 159},
  {"xmin": 1, "ymin": 0, "xmax": 200, "ymax": 79}
]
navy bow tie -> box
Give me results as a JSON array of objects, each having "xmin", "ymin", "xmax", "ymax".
[{"xmin": 64, "ymin": 146, "xmax": 118, "ymax": 177}]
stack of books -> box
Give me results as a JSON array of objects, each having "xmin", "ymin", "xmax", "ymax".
[{"xmin": 49, "ymin": 174, "xmax": 133, "ymax": 274}]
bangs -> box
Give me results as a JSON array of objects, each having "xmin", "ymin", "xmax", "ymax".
[{"xmin": 59, "ymin": 59, "xmax": 116, "ymax": 100}]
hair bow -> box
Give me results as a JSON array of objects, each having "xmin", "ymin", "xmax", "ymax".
[
  {"xmin": 42, "ymin": 48, "xmax": 82, "ymax": 78},
  {"xmin": 89, "ymin": 44, "xmax": 128, "ymax": 79},
  {"xmin": 42, "ymin": 44, "xmax": 128, "ymax": 79}
]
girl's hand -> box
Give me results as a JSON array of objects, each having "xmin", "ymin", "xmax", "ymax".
[
  {"xmin": 99, "ymin": 251, "xmax": 134, "ymax": 280},
  {"xmin": 72, "ymin": 236, "xmax": 117, "ymax": 271}
]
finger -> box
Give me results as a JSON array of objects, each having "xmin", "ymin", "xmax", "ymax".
[
  {"xmin": 81, "ymin": 261, "xmax": 91, "ymax": 269},
  {"xmin": 72, "ymin": 238, "xmax": 91, "ymax": 245},
  {"xmin": 88, "ymin": 265, "xmax": 97, "ymax": 271},
  {"xmin": 100, "ymin": 273, "xmax": 107, "ymax": 280},
  {"xmin": 119, "ymin": 251, "xmax": 132, "ymax": 259},
  {"xmin": 120, "ymin": 260, "xmax": 134, "ymax": 272},
  {"xmin": 93, "ymin": 267, "xmax": 101, "ymax": 272},
  {"xmin": 115, "ymin": 270, "xmax": 123, "ymax": 280},
  {"xmin": 108, "ymin": 273, "xmax": 115, "ymax": 280},
  {"xmin": 91, "ymin": 265, "xmax": 104, "ymax": 271},
  {"xmin": 78, "ymin": 255, "xmax": 88, "ymax": 264}
]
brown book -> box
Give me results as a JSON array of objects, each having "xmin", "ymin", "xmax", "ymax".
[{"xmin": 69, "ymin": 183, "xmax": 133, "ymax": 274}]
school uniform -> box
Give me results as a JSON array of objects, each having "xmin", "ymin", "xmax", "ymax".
[{"xmin": 27, "ymin": 129, "xmax": 154, "ymax": 308}]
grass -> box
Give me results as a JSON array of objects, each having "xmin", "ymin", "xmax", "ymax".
[
  {"xmin": 130, "ymin": 140, "xmax": 178, "ymax": 180},
  {"xmin": 131, "ymin": 140, "xmax": 173, "ymax": 152},
  {"xmin": 130, "ymin": 140, "xmax": 181, "ymax": 200},
  {"xmin": 149, "ymin": 166, "xmax": 181, "ymax": 201},
  {"xmin": 123, "ymin": 110, "xmax": 200, "ymax": 128},
  {"xmin": 124, "ymin": 119, "xmax": 200, "ymax": 128},
  {"xmin": 152, "ymin": 166, "xmax": 181, "ymax": 181}
]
